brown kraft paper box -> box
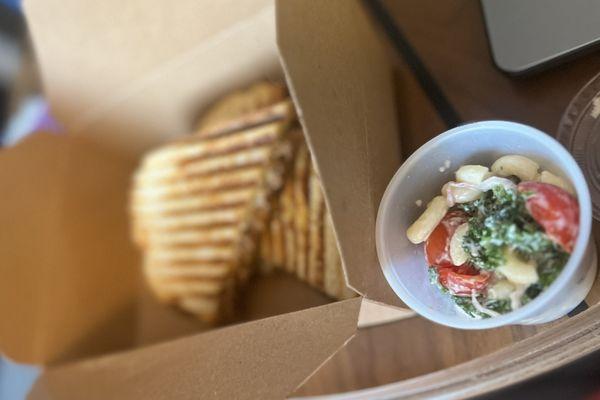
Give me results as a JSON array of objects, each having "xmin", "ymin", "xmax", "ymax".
[{"xmin": 0, "ymin": 0, "xmax": 412, "ymax": 398}]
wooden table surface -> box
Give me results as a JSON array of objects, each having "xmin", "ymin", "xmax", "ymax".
[{"xmin": 296, "ymin": 0, "xmax": 600, "ymax": 396}]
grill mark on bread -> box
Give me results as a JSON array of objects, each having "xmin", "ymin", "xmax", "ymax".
[
  {"xmin": 143, "ymin": 157, "xmax": 267, "ymax": 187},
  {"xmin": 145, "ymin": 259, "xmax": 232, "ymax": 269},
  {"xmin": 139, "ymin": 200, "xmax": 249, "ymax": 218},
  {"xmin": 145, "ymin": 221, "xmax": 241, "ymax": 234},
  {"xmin": 143, "ymin": 227, "xmax": 238, "ymax": 247},
  {"xmin": 143, "ymin": 104, "xmax": 292, "ymax": 168},
  {"xmin": 192, "ymin": 100, "xmax": 293, "ymax": 141},
  {"xmin": 133, "ymin": 188, "xmax": 254, "ymax": 215},
  {"xmin": 147, "ymin": 254, "xmax": 233, "ymax": 263},
  {"xmin": 149, "ymin": 239, "xmax": 234, "ymax": 250},
  {"xmin": 178, "ymin": 134, "xmax": 277, "ymax": 167},
  {"xmin": 142, "ymin": 206, "xmax": 246, "ymax": 229},
  {"xmin": 146, "ymin": 249, "xmax": 234, "ymax": 263},
  {"xmin": 134, "ymin": 172, "xmax": 261, "ymax": 200},
  {"xmin": 196, "ymin": 82, "xmax": 288, "ymax": 132},
  {"xmin": 131, "ymin": 97, "xmax": 296, "ymax": 323}
]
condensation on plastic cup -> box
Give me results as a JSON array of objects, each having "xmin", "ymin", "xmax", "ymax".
[{"xmin": 376, "ymin": 121, "xmax": 597, "ymax": 329}]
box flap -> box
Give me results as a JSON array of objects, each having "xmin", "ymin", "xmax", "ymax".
[
  {"xmin": 357, "ymin": 299, "xmax": 414, "ymax": 329},
  {"xmin": 29, "ymin": 298, "xmax": 362, "ymax": 400},
  {"xmin": 276, "ymin": 0, "xmax": 403, "ymax": 306},
  {"xmin": 0, "ymin": 133, "xmax": 139, "ymax": 365},
  {"xmin": 24, "ymin": 0, "xmax": 281, "ymax": 156}
]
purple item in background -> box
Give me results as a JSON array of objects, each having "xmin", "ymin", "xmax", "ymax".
[
  {"xmin": 34, "ymin": 101, "xmax": 61, "ymax": 132},
  {"xmin": 1, "ymin": 96, "xmax": 62, "ymax": 146}
]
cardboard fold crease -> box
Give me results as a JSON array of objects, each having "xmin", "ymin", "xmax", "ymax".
[
  {"xmin": 29, "ymin": 298, "xmax": 363, "ymax": 400},
  {"xmin": 277, "ymin": 0, "xmax": 403, "ymax": 306}
]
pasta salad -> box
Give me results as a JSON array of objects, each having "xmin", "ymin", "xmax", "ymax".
[{"xmin": 406, "ymin": 155, "xmax": 580, "ymax": 318}]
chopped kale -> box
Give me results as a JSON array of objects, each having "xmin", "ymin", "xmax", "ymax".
[
  {"xmin": 428, "ymin": 267, "xmax": 448, "ymax": 294},
  {"xmin": 452, "ymin": 296, "xmax": 484, "ymax": 318},
  {"xmin": 521, "ymin": 284, "xmax": 542, "ymax": 305},
  {"xmin": 536, "ymin": 249, "xmax": 569, "ymax": 289},
  {"xmin": 458, "ymin": 185, "xmax": 568, "ymax": 282},
  {"xmin": 452, "ymin": 184, "xmax": 568, "ymax": 314},
  {"xmin": 484, "ymin": 298, "xmax": 512, "ymax": 314},
  {"xmin": 452, "ymin": 296, "xmax": 513, "ymax": 319}
]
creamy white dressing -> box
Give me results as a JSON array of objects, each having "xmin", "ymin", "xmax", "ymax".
[
  {"xmin": 471, "ymin": 291, "xmax": 501, "ymax": 317},
  {"xmin": 444, "ymin": 177, "xmax": 518, "ymax": 208},
  {"xmin": 477, "ymin": 176, "xmax": 517, "ymax": 192},
  {"xmin": 444, "ymin": 182, "xmax": 481, "ymax": 206}
]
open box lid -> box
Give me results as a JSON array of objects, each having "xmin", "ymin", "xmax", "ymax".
[
  {"xmin": 0, "ymin": 0, "xmax": 409, "ymax": 395},
  {"xmin": 23, "ymin": 0, "xmax": 282, "ymax": 156}
]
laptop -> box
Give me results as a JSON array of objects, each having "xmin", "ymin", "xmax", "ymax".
[{"xmin": 481, "ymin": 0, "xmax": 600, "ymax": 74}]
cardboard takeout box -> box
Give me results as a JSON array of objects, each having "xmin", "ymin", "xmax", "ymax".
[{"xmin": 0, "ymin": 0, "xmax": 412, "ymax": 397}]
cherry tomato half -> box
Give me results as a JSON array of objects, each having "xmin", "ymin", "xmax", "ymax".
[
  {"xmin": 518, "ymin": 181, "xmax": 579, "ymax": 253},
  {"xmin": 438, "ymin": 266, "xmax": 489, "ymax": 297},
  {"xmin": 425, "ymin": 210, "xmax": 468, "ymax": 268}
]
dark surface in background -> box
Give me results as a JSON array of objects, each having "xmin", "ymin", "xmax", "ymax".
[
  {"xmin": 478, "ymin": 349, "xmax": 600, "ymax": 400},
  {"xmin": 0, "ymin": 83, "xmax": 6, "ymax": 131},
  {"xmin": 0, "ymin": 3, "xmax": 23, "ymax": 38},
  {"xmin": 0, "ymin": 3, "xmax": 24, "ymax": 132}
]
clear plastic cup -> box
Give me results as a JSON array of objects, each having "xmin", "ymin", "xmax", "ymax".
[{"xmin": 376, "ymin": 121, "xmax": 596, "ymax": 329}]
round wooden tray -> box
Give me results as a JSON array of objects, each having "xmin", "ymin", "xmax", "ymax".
[
  {"xmin": 296, "ymin": 305, "xmax": 600, "ymax": 399},
  {"xmin": 294, "ymin": 77, "xmax": 600, "ymax": 399}
]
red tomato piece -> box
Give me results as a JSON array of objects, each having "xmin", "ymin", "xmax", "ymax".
[
  {"xmin": 518, "ymin": 181, "xmax": 579, "ymax": 253},
  {"xmin": 453, "ymin": 264, "xmax": 480, "ymax": 275},
  {"xmin": 425, "ymin": 210, "xmax": 468, "ymax": 268},
  {"xmin": 438, "ymin": 266, "xmax": 489, "ymax": 297}
]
